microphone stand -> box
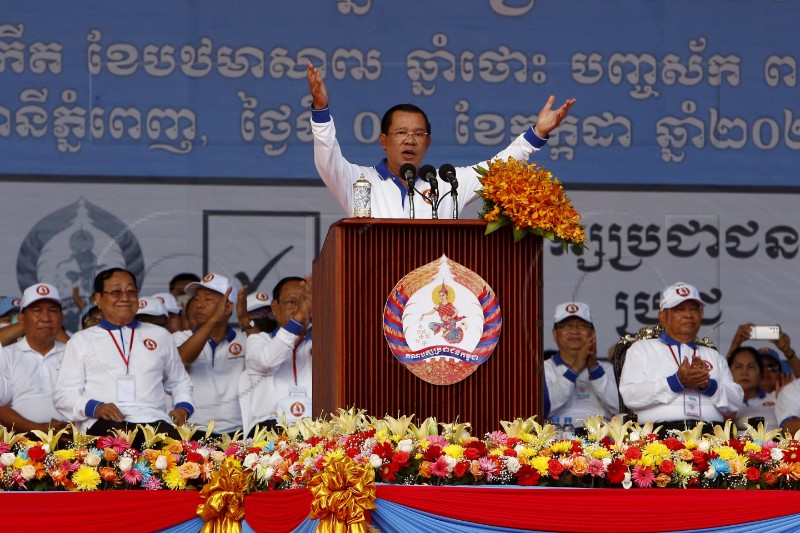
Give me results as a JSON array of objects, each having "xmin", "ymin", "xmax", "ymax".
[{"xmin": 406, "ymin": 178, "xmax": 416, "ymax": 219}]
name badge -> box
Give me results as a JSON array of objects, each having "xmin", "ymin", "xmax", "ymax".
[
  {"xmin": 117, "ymin": 375, "xmax": 136, "ymax": 403},
  {"xmin": 576, "ymin": 378, "xmax": 590, "ymax": 400},
  {"xmin": 274, "ymin": 386, "xmax": 311, "ymax": 423},
  {"xmin": 684, "ymin": 394, "xmax": 701, "ymax": 418}
]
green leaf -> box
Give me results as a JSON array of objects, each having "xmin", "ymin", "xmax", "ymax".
[
  {"xmin": 570, "ymin": 244, "xmax": 586, "ymax": 255},
  {"xmin": 529, "ymin": 227, "xmax": 544, "ymax": 237},
  {"xmin": 542, "ymin": 229, "xmax": 555, "ymax": 241},
  {"xmin": 474, "ymin": 165, "xmax": 488, "ymax": 177},
  {"xmin": 512, "ymin": 225, "xmax": 528, "ymax": 242},
  {"xmin": 562, "ymin": 239, "xmax": 569, "ymax": 252},
  {"xmin": 484, "ymin": 216, "xmax": 510, "ymax": 235}
]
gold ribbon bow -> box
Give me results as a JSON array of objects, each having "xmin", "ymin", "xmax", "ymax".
[
  {"xmin": 308, "ymin": 454, "xmax": 378, "ymax": 533},
  {"xmin": 197, "ymin": 463, "xmax": 252, "ymax": 533}
]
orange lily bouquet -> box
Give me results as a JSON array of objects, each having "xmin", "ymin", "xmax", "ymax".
[{"xmin": 475, "ymin": 157, "xmax": 586, "ymax": 252}]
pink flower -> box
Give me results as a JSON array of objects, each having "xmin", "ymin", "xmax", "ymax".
[
  {"xmin": 486, "ymin": 431, "xmax": 509, "ymax": 447},
  {"xmin": 478, "ymin": 457, "xmax": 501, "ymax": 481},
  {"xmin": 586, "ymin": 458, "xmax": 606, "ymax": 477},
  {"xmin": 143, "ymin": 476, "xmax": 163, "ymax": 490},
  {"xmin": 0, "ymin": 442, "xmax": 9, "ymax": 454},
  {"xmin": 431, "ymin": 457, "xmax": 450, "ymax": 478},
  {"xmin": 122, "ymin": 468, "xmax": 143, "ymax": 485},
  {"xmin": 97, "ymin": 436, "xmax": 131, "ymax": 454},
  {"xmin": 425, "ymin": 435, "xmax": 448, "ymax": 448},
  {"xmin": 632, "ymin": 465, "xmax": 656, "ymax": 488}
]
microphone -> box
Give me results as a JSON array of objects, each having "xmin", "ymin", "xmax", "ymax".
[
  {"xmin": 419, "ymin": 164, "xmax": 439, "ymax": 219},
  {"xmin": 419, "ymin": 164, "xmax": 438, "ymax": 191},
  {"xmin": 399, "ymin": 163, "xmax": 417, "ymax": 187},
  {"xmin": 438, "ymin": 163, "xmax": 458, "ymax": 188},
  {"xmin": 399, "ymin": 163, "xmax": 417, "ymax": 220}
]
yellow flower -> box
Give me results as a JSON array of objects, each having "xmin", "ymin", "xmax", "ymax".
[
  {"xmin": 743, "ymin": 442, "xmax": 761, "ymax": 453},
  {"xmin": 163, "ymin": 466, "xmax": 187, "ymax": 489},
  {"xmin": 549, "ymin": 441, "xmax": 572, "ymax": 454},
  {"xmin": 712, "ymin": 446, "xmax": 738, "ymax": 461},
  {"xmin": 589, "ymin": 447, "xmax": 611, "ymax": 460},
  {"xmin": 443, "ymin": 444, "xmax": 464, "ymax": 459},
  {"xmin": 54, "ymin": 449, "xmax": 76, "ymax": 462},
  {"xmin": 531, "ymin": 456, "xmax": 550, "ymax": 475},
  {"xmin": 674, "ymin": 461, "xmax": 695, "ymax": 478},
  {"xmin": 683, "ymin": 439, "xmax": 698, "ymax": 450},
  {"xmin": 517, "ymin": 448, "xmax": 538, "ymax": 460},
  {"xmin": 642, "ymin": 442, "xmax": 671, "ymax": 465},
  {"xmin": 326, "ymin": 448, "xmax": 345, "ymax": 462},
  {"xmin": 13, "ymin": 457, "xmax": 26, "ymax": 469},
  {"xmin": 224, "ymin": 456, "xmax": 241, "ymax": 468},
  {"xmin": 72, "ymin": 465, "xmax": 101, "ymax": 491}
]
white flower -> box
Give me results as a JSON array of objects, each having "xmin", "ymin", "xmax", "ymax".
[
  {"xmin": 20, "ymin": 464, "xmax": 36, "ymax": 480},
  {"xmin": 629, "ymin": 431, "xmax": 640, "ymax": 442},
  {"xmin": 771, "ymin": 448, "xmax": 784, "ymax": 461},
  {"xmin": 505, "ymin": 456, "xmax": 521, "ymax": 474},
  {"xmin": 602, "ymin": 457, "xmax": 612, "ymax": 467},
  {"xmin": 1, "ymin": 453, "xmax": 15, "ymax": 466},
  {"xmin": 155, "ymin": 455, "xmax": 169, "ymax": 471},
  {"xmin": 369, "ymin": 454, "xmax": 383, "ymax": 469},
  {"xmin": 42, "ymin": 444, "xmax": 51, "ymax": 454},
  {"xmin": 243, "ymin": 453, "xmax": 259, "ymax": 469},
  {"xmin": 444, "ymin": 456, "xmax": 457, "ymax": 469},
  {"xmin": 269, "ymin": 452, "xmax": 283, "ymax": 467},
  {"xmin": 118, "ymin": 457, "xmax": 133, "ymax": 472},
  {"xmin": 704, "ymin": 466, "xmax": 716, "ymax": 480},
  {"xmin": 514, "ymin": 444, "xmax": 525, "ymax": 454},
  {"xmin": 84, "ymin": 453, "xmax": 101, "ymax": 467},
  {"xmin": 622, "ymin": 471, "xmax": 632, "ymax": 489},
  {"xmin": 698, "ymin": 440, "xmax": 710, "ymax": 452},
  {"xmin": 398, "ymin": 439, "xmax": 414, "ymax": 453},
  {"xmin": 197, "ymin": 449, "xmax": 210, "ymax": 460},
  {"xmin": 258, "ymin": 455, "xmax": 271, "ymax": 468},
  {"xmin": 260, "ymin": 466, "xmax": 275, "ymax": 481}
]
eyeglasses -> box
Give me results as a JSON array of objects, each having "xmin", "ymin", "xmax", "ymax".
[
  {"xmin": 764, "ymin": 365, "xmax": 781, "ymax": 373},
  {"xmin": 276, "ymin": 299, "xmax": 300, "ymax": 310},
  {"xmin": 101, "ymin": 289, "xmax": 139, "ymax": 300},
  {"xmin": 389, "ymin": 130, "xmax": 429, "ymax": 140},
  {"xmin": 555, "ymin": 322, "xmax": 593, "ymax": 331}
]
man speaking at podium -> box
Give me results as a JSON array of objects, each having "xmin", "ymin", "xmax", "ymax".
[{"xmin": 307, "ymin": 61, "xmax": 576, "ymax": 219}]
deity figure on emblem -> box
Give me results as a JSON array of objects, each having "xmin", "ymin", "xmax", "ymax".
[{"xmin": 420, "ymin": 282, "xmax": 466, "ymax": 344}]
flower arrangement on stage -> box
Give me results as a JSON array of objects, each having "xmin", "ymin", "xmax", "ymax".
[
  {"xmin": 2, "ymin": 410, "xmax": 800, "ymax": 493},
  {"xmin": 475, "ymin": 157, "xmax": 586, "ymax": 251}
]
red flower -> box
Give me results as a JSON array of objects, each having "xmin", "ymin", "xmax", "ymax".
[
  {"xmin": 570, "ymin": 440, "xmax": 583, "ymax": 454},
  {"xmin": 381, "ymin": 461, "xmax": 400, "ymax": 482},
  {"xmin": 507, "ymin": 437, "xmax": 522, "ymax": 447},
  {"xmin": 345, "ymin": 448, "xmax": 360, "ymax": 458},
  {"xmin": 783, "ymin": 447, "xmax": 800, "ymax": 463},
  {"xmin": 514, "ymin": 464, "xmax": 541, "ymax": 486},
  {"xmin": 423, "ymin": 445, "xmax": 443, "ymax": 462},
  {"xmin": 728, "ymin": 438, "xmax": 746, "ymax": 454},
  {"xmin": 607, "ymin": 459, "xmax": 627, "ymax": 484},
  {"xmin": 373, "ymin": 441, "xmax": 394, "ymax": 460},
  {"xmin": 306, "ymin": 436, "xmax": 324, "ymax": 446},
  {"xmin": 503, "ymin": 448, "xmax": 517, "ymax": 457},
  {"xmin": 599, "ymin": 436, "xmax": 613, "ymax": 449},
  {"xmin": 663, "ymin": 438, "xmax": 685, "ymax": 451},
  {"xmin": 746, "ymin": 467, "xmax": 761, "ymax": 482},
  {"xmin": 691, "ymin": 450, "xmax": 708, "ymax": 471},
  {"xmin": 392, "ymin": 451, "xmax": 410, "ymax": 466},
  {"xmin": 246, "ymin": 447, "xmax": 262, "ymax": 455},
  {"xmin": 659, "ymin": 460, "xmax": 675, "ymax": 475},
  {"xmin": 452, "ymin": 461, "xmax": 469, "ymax": 478},
  {"xmin": 547, "ymin": 459, "xmax": 564, "ymax": 479},
  {"xmin": 27, "ymin": 445, "xmax": 46, "ymax": 462},
  {"xmin": 464, "ymin": 441, "xmax": 486, "ymax": 460},
  {"xmin": 186, "ymin": 451, "xmax": 204, "ymax": 463},
  {"xmin": 624, "ymin": 447, "xmax": 642, "ymax": 461},
  {"xmin": 687, "ymin": 477, "xmax": 701, "ymax": 488}
]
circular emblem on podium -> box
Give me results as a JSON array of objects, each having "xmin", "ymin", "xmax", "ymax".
[{"xmin": 383, "ymin": 254, "xmax": 502, "ymax": 385}]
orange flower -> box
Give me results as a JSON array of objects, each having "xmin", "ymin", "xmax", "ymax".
[
  {"xmin": 99, "ymin": 466, "xmax": 120, "ymax": 485},
  {"xmin": 419, "ymin": 461, "xmax": 433, "ymax": 479},
  {"xmin": 655, "ymin": 473, "xmax": 672, "ymax": 487},
  {"xmin": 103, "ymin": 448, "xmax": 118, "ymax": 462},
  {"xmin": 763, "ymin": 471, "xmax": 778, "ymax": 485},
  {"xmin": 569, "ymin": 456, "xmax": 588, "ymax": 477},
  {"xmin": 178, "ymin": 462, "xmax": 201, "ymax": 480},
  {"xmin": 470, "ymin": 460, "xmax": 484, "ymax": 480}
]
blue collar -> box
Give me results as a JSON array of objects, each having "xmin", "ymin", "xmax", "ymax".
[
  {"xmin": 376, "ymin": 159, "xmax": 411, "ymax": 207},
  {"xmin": 756, "ymin": 388, "xmax": 766, "ymax": 399},
  {"xmin": 552, "ymin": 351, "xmax": 567, "ymax": 367},
  {"xmin": 658, "ymin": 331, "xmax": 697, "ymax": 349},
  {"xmin": 98, "ymin": 318, "xmax": 139, "ymax": 330},
  {"xmin": 191, "ymin": 325, "xmax": 237, "ymax": 350}
]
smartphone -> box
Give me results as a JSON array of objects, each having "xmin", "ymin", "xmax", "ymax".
[{"xmin": 750, "ymin": 325, "xmax": 781, "ymax": 340}]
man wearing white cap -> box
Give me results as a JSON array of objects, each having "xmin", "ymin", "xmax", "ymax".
[
  {"xmin": 153, "ymin": 292, "xmax": 183, "ymax": 333},
  {"xmin": 54, "ymin": 268, "xmax": 193, "ymax": 445},
  {"xmin": 241, "ymin": 276, "xmax": 312, "ymax": 436},
  {"xmin": 0, "ymin": 283, "xmax": 69, "ymax": 433},
  {"xmin": 619, "ymin": 282, "xmax": 743, "ymax": 433},
  {"xmin": 173, "ymin": 272, "xmax": 246, "ymax": 435},
  {"xmin": 238, "ymin": 291, "xmax": 276, "ymax": 334},
  {"xmin": 136, "ymin": 296, "xmax": 170, "ymax": 329},
  {"xmin": 544, "ymin": 302, "xmax": 618, "ymax": 430}
]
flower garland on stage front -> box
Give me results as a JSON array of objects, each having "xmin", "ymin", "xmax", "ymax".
[{"xmin": 1, "ymin": 409, "xmax": 800, "ymax": 497}]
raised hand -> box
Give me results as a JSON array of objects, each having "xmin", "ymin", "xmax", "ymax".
[
  {"xmin": 534, "ymin": 95, "xmax": 576, "ymax": 137},
  {"xmin": 307, "ymin": 61, "xmax": 329, "ymax": 110}
]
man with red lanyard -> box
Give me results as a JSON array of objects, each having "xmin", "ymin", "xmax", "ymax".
[
  {"xmin": 619, "ymin": 282, "xmax": 743, "ymax": 435},
  {"xmin": 240, "ymin": 276, "xmax": 311, "ymax": 437},
  {"xmin": 54, "ymin": 268, "xmax": 193, "ymax": 446}
]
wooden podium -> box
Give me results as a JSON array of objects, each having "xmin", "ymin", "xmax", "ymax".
[{"xmin": 312, "ymin": 218, "xmax": 543, "ymax": 436}]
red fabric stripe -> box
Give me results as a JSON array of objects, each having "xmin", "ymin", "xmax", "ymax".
[
  {"xmin": 4, "ymin": 490, "xmax": 202, "ymax": 533},
  {"xmin": 376, "ymin": 485, "xmax": 800, "ymax": 532},
  {"xmin": 244, "ymin": 488, "xmax": 313, "ymax": 533}
]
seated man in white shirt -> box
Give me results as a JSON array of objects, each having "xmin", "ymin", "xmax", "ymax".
[
  {"xmin": 241, "ymin": 276, "xmax": 311, "ymax": 437},
  {"xmin": 0, "ymin": 283, "xmax": 69, "ymax": 434},
  {"xmin": 544, "ymin": 302, "xmax": 618, "ymax": 432},
  {"xmin": 54, "ymin": 268, "xmax": 193, "ymax": 446},
  {"xmin": 173, "ymin": 273, "xmax": 246, "ymax": 436},
  {"xmin": 619, "ymin": 282, "xmax": 743, "ymax": 434}
]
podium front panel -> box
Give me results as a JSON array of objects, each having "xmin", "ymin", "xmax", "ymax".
[{"xmin": 313, "ymin": 219, "xmax": 542, "ymax": 435}]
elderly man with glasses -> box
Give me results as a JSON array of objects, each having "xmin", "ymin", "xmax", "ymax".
[
  {"xmin": 241, "ymin": 276, "xmax": 311, "ymax": 437},
  {"xmin": 619, "ymin": 282, "xmax": 743, "ymax": 435},
  {"xmin": 54, "ymin": 268, "xmax": 193, "ymax": 446},
  {"xmin": 544, "ymin": 302, "xmax": 619, "ymax": 432},
  {"xmin": 306, "ymin": 61, "xmax": 575, "ymax": 219}
]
